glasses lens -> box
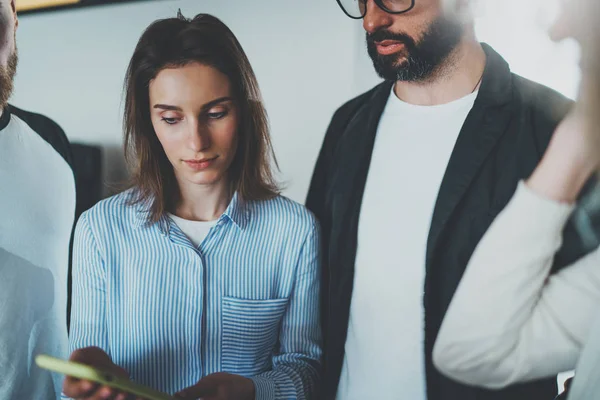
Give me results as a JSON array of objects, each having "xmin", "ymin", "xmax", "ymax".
[
  {"xmin": 338, "ymin": 0, "xmax": 366, "ymax": 18},
  {"xmin": 380, "ymin": 0, "xmax": 413, "ymax": 13}
]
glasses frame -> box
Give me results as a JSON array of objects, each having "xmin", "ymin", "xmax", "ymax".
[{"xmin": 335, "ymin": 0, "xmax": 416, "ymax": 19}]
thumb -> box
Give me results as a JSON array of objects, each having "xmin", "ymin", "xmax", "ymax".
[
  {"xmin": 175, "ymin": 376, "xmax": 218, "ymax": 399},
  {"xmin": 70, "ymin": 346, "xmax": 112, "ymax": 368},
  {"xmin": 69, "ymin": 347, "xmax": 129, "ymax": 379},
  {"xmin": 111, "ymin": 363, "xmax": 130, "ymax": 379}
]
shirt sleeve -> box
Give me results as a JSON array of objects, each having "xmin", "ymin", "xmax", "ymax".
[
  {"xmin": 61, "ymin": 212, "xmax": 110, "ymax": 399},
  {"xmin": 68, "ymin": 212, "xmax": 110, "ymax": 356},
  {"xmin": 433, "ymin": 181, "xmax": 600, "ymax": 388},
  {"xmin": 250, "ymin": 220, "xmax": 322, "ymax": 400}
]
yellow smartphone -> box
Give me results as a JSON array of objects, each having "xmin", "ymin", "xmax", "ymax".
[{"xmin": 35, "ymin": 354, "xmax": 176, "ymax": 400}]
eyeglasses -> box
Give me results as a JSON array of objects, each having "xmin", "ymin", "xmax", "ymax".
[{"xmin": 336, "ymin": 0, "xmax": 416, "ymax": 19}]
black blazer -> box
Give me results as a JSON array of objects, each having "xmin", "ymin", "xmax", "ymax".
[{"xmin": 306, "ymin": 44, "xmax": 590, "ymax": 400}]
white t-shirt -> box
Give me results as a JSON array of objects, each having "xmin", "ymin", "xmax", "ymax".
[
  {"xmin": 336, "ymin": 87, "xmax": 478, "ymax": 400},
  {"xmin": 0, "ymin": 108, "xmax": 75, "ymax": 399},
  {"xmin": 168, "ymin": 213, "xmax": 217, "ymax": 247}
]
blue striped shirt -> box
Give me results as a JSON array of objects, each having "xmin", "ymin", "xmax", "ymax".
[{"xmin": 67, "ymin": 190, "xmax": 322, "ymax": 399}]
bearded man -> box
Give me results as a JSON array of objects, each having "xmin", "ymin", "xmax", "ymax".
[
  {"xmin": 0, "ymin": 0, "xmax": 75, "ymax": 398},
  {"xmin": 306, "ymin": 1, "xmax": 589, "ymax": 399}
]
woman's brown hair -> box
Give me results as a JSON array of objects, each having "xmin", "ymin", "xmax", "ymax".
[{"xmin": 123, "ymin": 12, "xmax": 279, "ymax": 222}]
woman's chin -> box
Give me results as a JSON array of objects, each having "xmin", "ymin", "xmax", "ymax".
[{"xmin": 185, "ymin": 172, "xmax": 224, "ymax": 187}]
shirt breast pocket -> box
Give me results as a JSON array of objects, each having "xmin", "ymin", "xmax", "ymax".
[{"xmin": 221, "ymin": 296, "xmax": 289, "ymax": 376}]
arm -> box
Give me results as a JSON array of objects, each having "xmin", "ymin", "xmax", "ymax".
[
  {"xmin": 433, "ymin": 66, "xmax": 600, "ymax": 385},
  {"xmin": 433, "ymin": 181, "xmax": 600, "ymax": 388},
  {"xmin": 62, "ymin": 212, "xmax": 110, "ymax": 399},
  {"xmin": 68, "ymin": 212, "xmax": 109, "ymax": 355},
  {"xmin": 63, "ymin": 215, "xmax": 153, "ymax": 400},
  {"xmin": 433, "ymin": 105, "xmax": 600, "ymax": 388},
  {"xmin": 250, "ymin": 221, "xmax": 322, "ymax": 400}
]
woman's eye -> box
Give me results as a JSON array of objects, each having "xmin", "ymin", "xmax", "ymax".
[
  {"xmin": 161, "ymin": 117, "xmax": 179, "ymax": 125},
  {"xmin": 207, "ymin": 111, "xmax": 227, "ymax": 119}
]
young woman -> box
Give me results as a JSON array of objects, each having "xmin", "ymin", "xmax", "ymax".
[
  {"xmin": 433, "ymin": 0, "xmax": 600, "ymax": 398},
  {"xmin": 62, "ymin": 12, "xmax": 321, "ymax": 400}
]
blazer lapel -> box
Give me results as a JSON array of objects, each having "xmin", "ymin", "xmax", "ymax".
[
  {"xmin": 329, "ymin": 81, "xmax": 392, "ymax": 290},
  {"xmin": 426, "ymin": 44, "xmax": 514, "ymax": 269}
]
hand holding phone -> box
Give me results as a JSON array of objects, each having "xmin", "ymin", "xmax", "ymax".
[{"xmin": 36, "ymin": 347, "xmax": 175, "ymax": 400}]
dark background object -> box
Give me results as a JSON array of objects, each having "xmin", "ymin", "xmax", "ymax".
[{"xmin": 71, "ymin": 143, "xmax": 103, "ymax": 219}]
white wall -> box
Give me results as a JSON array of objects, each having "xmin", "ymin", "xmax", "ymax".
[
  {"xmin": 475, "ymin": 0, "xmax": 580, "ymax": 99},
  {"xmin": 12, "ymin": 0, "xmax": 580, "ymax": 203}
]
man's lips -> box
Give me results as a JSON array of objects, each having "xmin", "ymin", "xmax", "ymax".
[{"xmin": 374, "ymin": 40, "xmax": 406, "ymax": 56}]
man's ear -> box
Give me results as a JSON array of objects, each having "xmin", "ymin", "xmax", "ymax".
[{"xmin": 10, "ymin": 0, "xmax": 18, "ymax": 29}]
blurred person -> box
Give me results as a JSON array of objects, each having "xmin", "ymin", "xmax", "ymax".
[
  {"xmin": 306, "ymin": 0, "xmax": 592, "ymax": 399},
  {"xmin": 0, "ymin": 0, "xmax": 76, "ymax": 398},
  {"xmin": 433, "ymin": 1, "xmax": 600, "ymax": 399},
  {"xmin": 62, "ymin": 12, "xmax": 321, "ymax": 400}
]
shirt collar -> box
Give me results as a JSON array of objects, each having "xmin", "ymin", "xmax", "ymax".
[
  {"xmin": 221, "ymin": 191, "xmax": 249, "ymax": 230},
  {"xmin": 132, "ymin": 191, "xmax": 249, "ymax": 232}
]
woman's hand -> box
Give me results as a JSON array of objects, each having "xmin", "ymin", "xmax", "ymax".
[
  {"xmin": 527, "ymin": 0, "xmax": 600, "ymax": 203},
  {"xmin": 62, "ymin": 346, "xmax": 145, "ymax": 400},
  {"xmin": 175, "ymin": 372, "xmax": 256, "ymax": 400}
]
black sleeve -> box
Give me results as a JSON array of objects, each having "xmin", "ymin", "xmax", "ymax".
[
  {"xmin": 305, "ymin": 109, "xmax": 339, "ymax": 221},
  {"xmin": 9, "ymin": 104, "xmax": 74, "ymax": 172},
  {"xmin": 306, "ymin": 99, "xmax": 363, "ymax": 218}
]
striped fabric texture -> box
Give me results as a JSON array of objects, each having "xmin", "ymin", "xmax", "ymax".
[{"xmin": 66, "ymin": 190, "xmax": 322, "ymax": 399}]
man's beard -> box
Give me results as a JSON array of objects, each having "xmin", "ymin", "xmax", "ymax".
[
  {"xmin": 0, "ymin": 48, "xmax": 17, "ymax": 108},
  {"xmin": 366, "ymin": 15, "xmax": 463, "ymax": 82}
]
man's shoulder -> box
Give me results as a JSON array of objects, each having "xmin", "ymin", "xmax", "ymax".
[
  {"xmin": 321, "ymin": 81, "xmax": 390, "ymax": 149},
  {"xmin": 8, "ymin": 104, "xmax": 73, "ymax": 169},
  {"xmin": 510, "ymin": 74, "xmax": 573, "ymax": 124}
]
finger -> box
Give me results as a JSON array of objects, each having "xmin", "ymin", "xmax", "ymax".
[
  {"xmin": 63, "ymin": 377, "xmax": 100, "ymax": 398},
  {"xmin": 112, "ymin": 364, "xmax": 130, "ymax": 379},
  {"xmin": 69, "ymin": 347, "xmax": 119, "ymax": 378},
  {"xmin": 70, "ymin": 347, "xmax": 111, "ymax": 364},
  {"xmin": 175, "ymin": 379, "xmax": 217, "ymax": 400},
  {"xmin": 116, "ymin": 392, "xmax": 139, "ymax": 400},
  {"xmin": 91, "ymin": 385, "xmax": 121, "ymax": 400}
]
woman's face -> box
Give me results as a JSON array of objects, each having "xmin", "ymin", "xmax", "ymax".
[{"xmin": 149, "ymin": 62, "xmax": 239, "ymax": 189}]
